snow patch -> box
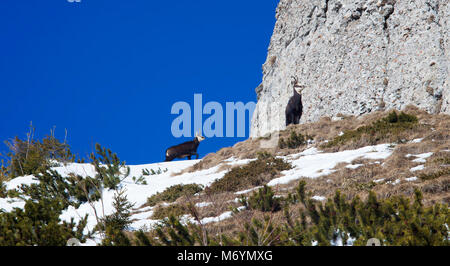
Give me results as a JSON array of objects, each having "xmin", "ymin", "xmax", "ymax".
[
  {"xmin": 187, "ymin": 206, "xmax": 246, "ymax": 225},
  {"xmin": 410, "ymin": 165, "xmax": 425, "ymax": 172},
  {"xmin": 312, "ymin": 196, "xmax": 326, "ymax": 201},
  {"xmin": 268, "ymin": 144, "xmax": 393, "ymax": 186},
  {"xmin": 130, "ymin": 210, "xmax": 154, "ymax": 220},
  {"xmin": 235, "ymin": 186, "xmax": 263, "ymax": 195},
  {"xmin": 195, "ymin": 202, "xmax": 212, "ymax": 208},
  {"xmin": 387, "ymin": 179, "xmax": 401, "ymax": 185},
  {"xmin": 0, "ymin": 198, "xmax": 26, "ymax": 213},
  {"xmin": 346, "ymin": 164, "xmax": 363, "ymax": 169},
  {"xmin": 5, "ymin": 175, "xmax": 39, "ymax": 191},
  {"xmin": 408, "ymin": 152, "xmax": 433, "ymax": 163}
]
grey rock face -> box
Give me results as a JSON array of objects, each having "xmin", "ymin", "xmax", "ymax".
[{"xmin": 250, "ymin": 0, "xmax": 449, "ymax": 138}]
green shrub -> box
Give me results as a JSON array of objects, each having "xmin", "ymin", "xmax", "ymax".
[
  {"xmin": 20, "ymin": 168, "xmax": 102, "ymax": 209},
  {"xmin": 90, "ymin": 143, "xmax": 130, "ymax": 190},
  {"xmin": 99, "ymin": 189, "xmax": 135, "ymax": 246},
  {"xmin": 279, "ymin": 131, "xmax": 312, "ymax": 149},
  {"xmin": 132, "ymin": 175, "xmax": 147, "ymax": 185},
  {"xmin": 142, "ymin": 167, "xmax": 168, "ymax": 176},
  {"xmin": 351, "ymin": 181, "xmax": 377, "ymax": 191},
  {"xmin": 0, "ymin": 183, "xmax": 6, "ymax": 198},
  {"xmin": 237, "ymin": 183, "xmax": 449, "ymax": 246},
  {"xmin": 0, "ymin": 198, "xmax": 88, "ymax": 246},
  {"xmin": 16, "ymin": 143, "xmax": 129, "ymax": 211},
  {"xmin": 128, "ymin": 183, "xmax": 450, "ymax": 246},
  {"xmin": 291, "ymin": 185, "xmax": 449, "ymax": 246},
  {"xmin": 247, "ymin": 185, "xmax": 281, "ymax": 212},
  {"xmin": 3, "ymin": 132, "xmax": 75, "ymax": 178},
  {"xmin": 147, "ymin": 184, "xmax": 203, "ymax": 207},
  {"xmin": 0, "ymin": 162, "xmax": 6, "ymax": 198},
  {"xmin": 237, "ymin": 215, "xmax": 284, "ymax": 246},
  {"xmin": 323, "ymin": 111, "xmax": 419, "ymax": 148},
  {"xmin": 386, "ymin": 111, "xmax": 418, "ymax": 123},
  {"xmin": 134, "ymin": 230, "xmax": 153, "ymax": 246},
  {"xmin": 151, "ymin": 204, "xmax": 189, "ymax": 220},
  {"xmin": 154, "ymin": 215, "xmax": 202, "ymax": 246},
  {"xmin": 208, "ymin": 152, "xmax": 292, "ymax": 193},
  {"xmin": 134, "ymin": 214, "xmax": 221, "ymax": 246}
]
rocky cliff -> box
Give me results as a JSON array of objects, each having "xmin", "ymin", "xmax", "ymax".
[{"xmin": 250, "ymin": 0, "xmax": 449, "ymax": 138}]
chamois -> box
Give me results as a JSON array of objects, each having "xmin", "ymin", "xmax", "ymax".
[
  {"xmin": 164, "ymin": 132, "xmax": 205, "ymax": 162},
  {"xmin": 285, "ymin": 76, "xmax": 304, "ymax": 126}
]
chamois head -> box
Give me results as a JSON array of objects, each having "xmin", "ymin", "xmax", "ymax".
[
  {"xmin": 291, "ymin": 76, "xmax": 305, "ymax": 94},
  {"xmin": 195, "ymin": 131, "xmax": 206, "ymax": 142}
]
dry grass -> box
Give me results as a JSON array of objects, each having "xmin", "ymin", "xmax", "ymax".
[
  {"xmin": 182, "ymin": 105, "xmax": 448, "ymax": 173},
  {"xmin": 129, "ymin": 107, "xmax": 449, "ymax": 239}
]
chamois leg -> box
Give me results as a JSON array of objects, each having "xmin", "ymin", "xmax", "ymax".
[
  {"xmin": 294, "ymin": 114, "xmax": 300, "ymax": 124},
  {"xmin": 286, "ymin": 113, "xmax": 294, "ymax": 126}
]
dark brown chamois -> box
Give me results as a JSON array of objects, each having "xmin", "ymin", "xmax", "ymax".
[
  {"xmin": 285, "ymin": 76, "xmax": 304, "ymax": 126},
  {"xmin": 165, "ymin": 132, "xmax": 206, "ymax": 162}
]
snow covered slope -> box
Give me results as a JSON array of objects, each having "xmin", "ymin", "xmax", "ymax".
[{"xmin": 0, "ymin": 143, "xmax": 395, "ymax": 245}]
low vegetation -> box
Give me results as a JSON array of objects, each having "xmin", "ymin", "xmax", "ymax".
[
  {"xmin": 1, "ymin": 108, "xmax": 448, "ymax": 246},
  {"xmin": 1, "ymin": 125, "xmax": 76, "ymax": 179},
  {"xmin": 278, "ymin": 131, "xmax": 313, "ymax": 149},
  {"xmin": 351, "ymin": 180, "xmax": 378, "ymax": 192},
  {"xmin": 419, "ymin": 168, "xmax": 450, "ymax": 181},
  {"xmin": 207, "ymin": 152, "xmax": 292, "ymax": 193},
  {"xmin": 151, "ymin": 204, "xmax": 189, "ymax": 220},
  {"xmin": 132, "ymin": 181, "xmax": 450, "ymax": 246},
  {"xmin": 146, "ymin": 184, "xmax": 203, "ymax": 207},
  {"xmin": 134, "ymin": 215, "xmax": 204, "ymax": 246},
  {"xmin": 98, "ymin": 189, "xmax": 135, "ymax": 246},
  {"xmin": 142, "ymin": 167, "xmax": 168, "ymax": 176},
  {"xmin": 0, "ymin": 128, "xmax": 135, "ymax": 245},
  {"xmin": 0, "ymin": 164, "xmax": 7, "ymax": 198},
  {"xmin": 419, "ymin": 153, "xmax": 450, "ymax": 181},
  {"xmin": 0, "ymin": 197, "xmax": 89, "ymax": 246},
  {"xmin": 245, "ymin": 185, "xmax": 282, "ymax": 212},
  {"xmin": 322, "ymin": 111, "xmax": 419, "ymax": 149}
]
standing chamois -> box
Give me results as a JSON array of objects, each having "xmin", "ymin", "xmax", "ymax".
[
  {"xmin": 285, "ymin": 76, "xmax": 304, "ymax": 126},
  {"xmin": 165, "ymin": 132, "xmax": 206, "ymax": 162}
]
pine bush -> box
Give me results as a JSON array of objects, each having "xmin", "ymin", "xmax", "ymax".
[
  {"xmin": 90, "ymin": 143, "xmax": 130, "ymax": 190},
  {"xmin": 0, "ymin": 198, "xmax": 88, "ymax": 246},
  {"xmin": 279, "ymin": 131, "xmax": 312, "ymax": 149},
  {"xmin": 247, "ymin": 185, "xmax": 281, "ymax": 212},
  {"xmin": 208, "ymin": 152, "xmax": 292, "ymax": 193},
  {"xmin": 3, "ymin": 134, "xmax": 75, "ymax": 178},
  {"xmin": 100, "ymin": 189, "xmax": 135, "ymax": 246},
  {"xmin": 147, "ymin": 184, "xmax": 203, "ymax": 207}
]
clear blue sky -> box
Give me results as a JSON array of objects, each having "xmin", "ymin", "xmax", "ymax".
[{"xmin": 0, "ymin": 0, "xmax": 278, "ymax": 164}]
